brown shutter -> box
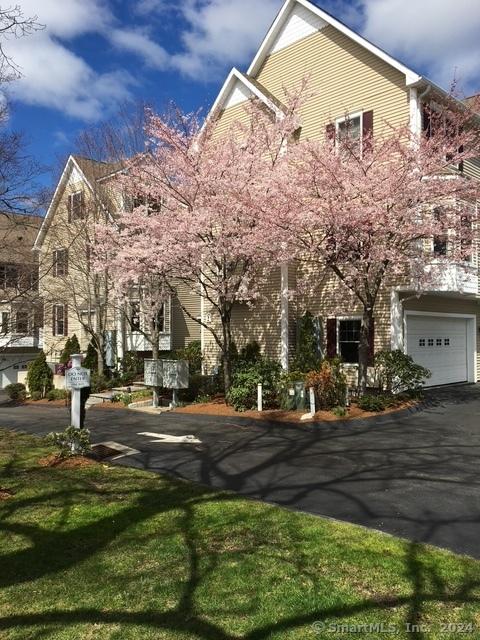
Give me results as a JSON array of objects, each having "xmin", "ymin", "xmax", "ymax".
[
  {"xmin": 422, "ymin": 104, "xmax": 432, "ymax": 138},
  {"xmin": 52, "ymin": 251, "xmax": 57, "ymax": 277},
  {"xmin": 362, "ymin": 110, "xmax": 373, "ymax": 154},
  {"xmin": 64, "ymin": 304, "xmax": 68, "ymax": 337},
  {"xmin": 52, "ymin": 305, "xmax": 56, "ymax": 336},
  {"xmin": 368, "ymin": 318, "xmax": 375, "ymax": 366},
  {"xmin": 67, "ymin": 195, "xmax": 72, "ymax": 222},
  {"xmin": 326, "ymin": 123, "xmax": 336, "ymax": 144},
  {"xmin": 326, "ymin": 318, "xmax": 337, "ymax": 358},
  {"xmin": 64, "ymin": 249, "xmax": 69, "ymax": 276}
]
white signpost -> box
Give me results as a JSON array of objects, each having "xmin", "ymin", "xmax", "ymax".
[{"xmin": 65, "ymin": 353, "xmax": 90, "ymax": 428}]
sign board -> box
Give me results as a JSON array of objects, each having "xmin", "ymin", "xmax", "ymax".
[
  {"xmin": 144, "ymin": 359, "xmax": 163, "ymax": 387},
  {"xmin": 65, "ymin": 366, "xmax": 90, "ymax": 390},
  {"xmin": 163, "ymin": 360, "xmax": 189, "ymax": 389}
]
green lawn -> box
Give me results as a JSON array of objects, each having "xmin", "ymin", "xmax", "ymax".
[{"xmin": 0, "ymin": 429, "xmax": 479, "ymax": 640}]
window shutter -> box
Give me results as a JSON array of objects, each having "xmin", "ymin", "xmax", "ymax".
[
  {"xmin": 362, "ymin": 110, "xmax": 373, "ymax": 154},
  {"xmin": 368, "ymin": 318, "xmax": 375, "ymax": 366},
  {"xmin": 326, "ymin": 123, "xmax": 336, "ymax": 144},
  {"xmin": 52, "ymin": 306, "xmax": 56, "ymax": 336},
  {"xmin": 64, "ymin": 304, "xmax": 68, "ymax": 337},
  {"xmin": 422, "ymin": 104, "xmax": 432, "ymax": 138},
  {"xmin": 64, "ymin": 249, "xmax": 69, "ymax": 276},
  {"xmin": 67, "ymin": 195, "xmax": 72, "ymax": 222},
  {"xmin": 326, "ymin": 318, "xmax": 337, "ymax": 358},
  {"xmin": 52, "ymin": 251, "xmax": 57, "ymax": 277}
]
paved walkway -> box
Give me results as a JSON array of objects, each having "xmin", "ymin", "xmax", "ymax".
[{"xmin": 1, "ymin": 384, "xmax": 480, "ymax": 558}]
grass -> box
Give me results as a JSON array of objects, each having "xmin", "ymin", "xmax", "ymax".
[{"xmin": 0, "ymin": 429, "xmax": 479, "ymax": 640}]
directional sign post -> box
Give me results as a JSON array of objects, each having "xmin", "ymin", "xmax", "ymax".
[{"xmin": 65, "ymin": 354, "xmax": 90, "ymax": 428}]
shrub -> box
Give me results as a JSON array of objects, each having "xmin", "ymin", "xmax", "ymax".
[
  {"xmin": 26, "ymin": 352, "xmax": 53, "ymax": 398},
  {"xmin": 237, "ymin": 341, "xmax": 261, "ymax": 366},
  {"xmin": 227, "ymin": 356, "xmax": 282, "ymax": 412},
  {"xmin": 46, "ymin": 389, "xmax": 69, "ymax": 401},
  {"xmin": 83, "ymin": 339, "xmax": 98, "ymax": 372},
  {"xmin": 90, "ymin": 373, "xmax": 111, "ymax": 393},
  {"xmin": 30, "ymin": 390, "xmax": 42, "ymax": 401},
  {"xmin": 59, "ymin": 334, "xmax": 81, "ymax": 365},
  {"xmin": 374, "ymin": 350, "xmax": 431, "ymax": 393},
  {"xmin": 305, "ymin": 359, "xmax": 347, "ymax": 410},
  {"xmin": 118, "ymin": 351, "xmax": 144, "ymax": 383},
  {"xmin": 175, "ymin": 340, "xmax": 202, "ymax": 374},
  {"xmin": 180, "ymin": 373, "xmax": 219, "ymax": 402},
  {"xmin": 291, "ymin": 311, "xmax": 322, "ymax": 373},
  {"xmin": 332, "ymin": 406, "xmax": 347, "ymax": 417},
  {"xmin": 357, "ymin": 394, "xmax": 387, "ymax": 412},
  {"xmin": 5, "ymin": 382, "xmax": 26, "ymax": 402},
  {"xmin": 47, "ymin": 426, "xmax": 91, "ymax": 458}
]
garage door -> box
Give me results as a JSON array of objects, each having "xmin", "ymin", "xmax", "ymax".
[{"xmin": 406, "ymin": 315, "xmax": 468, "ymax": 387}]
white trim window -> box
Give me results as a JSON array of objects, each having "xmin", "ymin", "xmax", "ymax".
[
  {"xmin": 337, "ymin": 317, "xmax": 361, "ymax": 364},
  {"xmin": 68, "ymin": 191, "xmax": 85, "ymax": 221},
  {"xmin": 53, "ymin": 304, "xmax": 66, "ymax": 337},
  {"xmin": 336, "ymin": 112, "xmax": 363, "ymax": 156}
]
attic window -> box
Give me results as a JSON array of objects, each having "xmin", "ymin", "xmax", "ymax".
[{"xmin": 68, "ymin": 191, "xmax": 85, "ymax": 221}]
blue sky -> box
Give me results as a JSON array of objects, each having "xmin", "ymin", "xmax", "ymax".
[{"xmin": 4, "ymin": 0, "xmax": 480, "ymax": 188}]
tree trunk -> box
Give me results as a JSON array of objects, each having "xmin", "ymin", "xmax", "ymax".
[
  {"xmin": 221, "ymin": 310, "xmax": 233, "ymax": 393},
  {"xmin": 97, "ymin": 344, "xmax": 104, "ymax": 375},
  {"xmin": 151, "ymin": 327, "xmax": 160, "ymax": 408},
  {"xmin": 358, "ymin": 307, "xmax": 373, "ymax": 395}
]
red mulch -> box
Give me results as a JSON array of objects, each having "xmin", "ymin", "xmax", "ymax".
[
  {"xmin": 174, "ymin": 396, "xmax": 416, "ymax": 423},
  {"xmin": 38, "ymin": 454, "xmax": 97, "ymax": 469},
  {"xmin": 25, "ymin": 399, "xmax": 68, "ymax": 407}
]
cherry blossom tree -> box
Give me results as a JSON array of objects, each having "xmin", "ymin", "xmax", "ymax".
[
  {"xmin": 261, "ymin": 96, "xmax": 480, "ymax": 392},
  {"xmin": 95, "ymin": 91, "xmax": 304, "ymax": 391}
]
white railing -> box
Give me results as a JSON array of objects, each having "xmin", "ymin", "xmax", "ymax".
[
  {"xmin": 423, "ymin": 262, "xmax": 478, "ymax": 295},
  {"xmin": 0, "ymin": 333, "xmax": 42, "ymax": 349}
]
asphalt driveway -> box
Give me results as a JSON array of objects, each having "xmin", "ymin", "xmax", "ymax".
[{"xmin": 1, "ymin": 384, "xmax": 480, "ymax": 558}]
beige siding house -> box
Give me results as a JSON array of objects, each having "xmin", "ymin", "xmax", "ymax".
[
  {"xmin": 202, "ymin": 0, "xmax": 480, "ymax": 387},
  {"xmin": 0, "ymin": 213, "xmax": 42, "ymax": 388},
  {"xmin": 35, "ymin": 155, "xmax": 200, "ymax": 370}
]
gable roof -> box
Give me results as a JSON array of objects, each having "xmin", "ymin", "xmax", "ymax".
[
  {"xmin": 247, "ymin": 0, "xmax": 422, "ymax": 85},
  {"xmin": 206, "ymin": 67, "xmax": 286, "ymax": 124},
  {"xmin": 33, "ymin": 155, "xmax": 122, "ymax": 251}
]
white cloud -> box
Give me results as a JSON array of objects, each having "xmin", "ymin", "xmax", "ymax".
[
  {"xmin": 14, "ymin": 0, "xmax": 111, "ymax": 39},
  {"xmin": 360, "ymin": 0, "xmax": 480, "ymax": 93},
  {"xmin": 171, "ymin": 0, "xmax": 283, "ymax": 78},
  {"xmin": 109, "ymin": 28, "xmax": 169, "ymax": 69},
  {"xmin": 2, "ymin": 0, "xmax": 137, "ymax": 120},
  {"xmin": 6, "ymin": 31, "xmax": 134, "ymax": 120}
]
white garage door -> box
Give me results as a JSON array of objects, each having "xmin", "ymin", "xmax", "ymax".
[
  {"xmin": 1, "ymin": 363, "xmax": 18, "ymax": 389},
  {"xmin": 406, "ymin": 315, "xmax": 468, "ymax": 387}
]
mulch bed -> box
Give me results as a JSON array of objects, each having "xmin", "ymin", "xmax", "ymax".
[
  {"xmin": 38, "ymin": 454, "xmax": 98, "ymax": 469},
  {"xmin": 25, "ymin": 399, "xmax": 69, "ymax": 407},
  {"xmin": 174, "ymin": 396, "xmax": 417, "ymax": 423}
]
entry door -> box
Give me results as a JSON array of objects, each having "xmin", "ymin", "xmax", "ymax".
[{"xmin": 406, "ymin": 315, "xmax": 468, "ymax": 387}]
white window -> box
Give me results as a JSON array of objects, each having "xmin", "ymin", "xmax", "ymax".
[
  {"xmin": 336, "ymin": 112, "xmax": 362, "ymax": 156},
  {"xmin": 53, "ymin": 304, "xmax": 66, "ymax": 336},
  {"xmin": 68, "ymin": 191, "xmax": 85, "ymax": 221},
  {"xmin": 338, "ymin": 318, "xmax": 361, "ymax": 364},
  {"xmin": 53, "ymin": 249, "xmax": 68, "ymax": 277}
]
